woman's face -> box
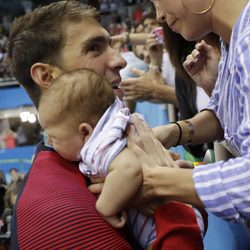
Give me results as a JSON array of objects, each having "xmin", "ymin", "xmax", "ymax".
[{"xmin": 151, "ymin": 0, "xmax": 212, "ymax": 41}]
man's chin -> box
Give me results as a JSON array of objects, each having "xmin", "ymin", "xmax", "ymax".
[{"xmin": 113, "ymin": 88, "xmax": 124, "ymax": 100}]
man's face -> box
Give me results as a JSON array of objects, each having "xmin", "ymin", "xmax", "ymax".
[{"xmin": 58, "ymin": 18, "xmax": 127, "ymax": 96}]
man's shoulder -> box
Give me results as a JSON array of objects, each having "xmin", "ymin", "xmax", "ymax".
[{"xmin": 18, "ymin": 141, "xmax": 89, "ymax": 205}]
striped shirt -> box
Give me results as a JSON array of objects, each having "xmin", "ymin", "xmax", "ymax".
[
  {"xmin": 79, "ymin": 97, "xmax": 130, "ymax": 177},
  {"xmin": 193, "ymin": 2, "xmax": 250, "ymax": 223}
]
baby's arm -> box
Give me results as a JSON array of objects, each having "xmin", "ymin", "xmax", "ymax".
[{"xmin": 95, "ymin": 147, "xmax": 142, "ymax": 228}]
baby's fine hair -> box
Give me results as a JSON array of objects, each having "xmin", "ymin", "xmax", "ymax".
[{"xmin": 38, "ymin": 69, "xmax": 115, "ymax": 130}]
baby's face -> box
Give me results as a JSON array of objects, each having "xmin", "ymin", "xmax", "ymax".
[{"xmin": 43, "ymin": 118, "xmax": 84, "ymax": 161}]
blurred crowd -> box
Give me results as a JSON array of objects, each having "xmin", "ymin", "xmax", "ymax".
[
  {"xmin": 0, "ymin": 168, "xmax": 24, "ymax": 249},
  {"xmin": 0, "ymin": 121, "xmax": 42, "ymax": 149},
  {"xmin": 0, "ymin": 25, "xmax": 12, "ymax": 81}
]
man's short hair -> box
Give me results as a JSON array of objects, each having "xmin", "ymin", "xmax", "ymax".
[{"xmin": 7, "ymin": 0, "xmax": 100, "ymax": 108}]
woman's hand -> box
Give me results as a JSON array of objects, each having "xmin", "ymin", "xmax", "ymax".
[
  {"xmin": 183, "ymin": 40, "xmax": 220, "ymax": 96},
  {"xmin": 126, "ymin": 114, "xmax": 178, "ymax": 205},
  {"xmin": 152, "ymin": 123, "xmax": 180, "ymax": 149},
  {"xmin": 128, "ymin": 113, "xmax": 177, "ymax": 167},
  {"xmin": 175, "ymin": 159, "xmax": 194, "ymax": 169}
]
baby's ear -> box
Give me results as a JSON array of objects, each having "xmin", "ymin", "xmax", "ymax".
[{"xmin": 79, "ymin": 123, "xmax": 93, "ymax": 143}]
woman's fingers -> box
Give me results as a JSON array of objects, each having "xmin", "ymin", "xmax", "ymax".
[
  {"xmin": 175, "ymin": 160, "xmax": 194, "ymax": 169},
  {"xmin": 129, "ymin": 114, "xmax": 176, "ymax": 167}
]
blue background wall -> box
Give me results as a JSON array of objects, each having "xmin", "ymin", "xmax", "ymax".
[{"xmin": 0, "ymin": 86, "xmax": 33, "ymax": 109}]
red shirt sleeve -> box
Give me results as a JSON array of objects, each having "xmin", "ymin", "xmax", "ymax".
[{"xmin": 152, "ymin": 202, "xmax": 207, "ymax": 250}]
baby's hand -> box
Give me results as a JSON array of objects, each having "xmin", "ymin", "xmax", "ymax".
[{"xmin": 88, "ymin": 177, "xmax": 105, "ymax": 197}]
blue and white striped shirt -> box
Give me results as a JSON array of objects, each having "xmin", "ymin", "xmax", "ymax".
[{"xmin": 193, "ymin": 1, "xmax": 250, "ymax": 223}]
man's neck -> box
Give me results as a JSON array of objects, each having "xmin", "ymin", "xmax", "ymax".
[{"xmin": 212, "ymin": 0, "xmax": 248, "ymax": 43}]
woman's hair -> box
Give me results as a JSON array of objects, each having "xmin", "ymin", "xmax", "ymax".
[
  {"xmin": 38, "ymin": 69, "xmax": 115, "ymax": 131},
  {"xmin": 7, "ymin": 0, "xmax": 100, "ymax": 107},
  {"xmin": 162, "ymin": 22, "xmax": 196, "ymax": 80}
]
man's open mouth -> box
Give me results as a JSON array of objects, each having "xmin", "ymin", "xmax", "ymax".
[{"xmin": 112, "ymin": 83, "xmax": 119, "ymax": 89}]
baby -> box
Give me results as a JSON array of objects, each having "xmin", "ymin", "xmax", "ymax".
[{"xmin": 38, "ymin": 69, "xmax": 207, "ymax": 249}]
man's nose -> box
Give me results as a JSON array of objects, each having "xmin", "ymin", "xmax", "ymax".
[{"xmin": 109, "ymin": 49, "xmax": 127, "ymax": 71}]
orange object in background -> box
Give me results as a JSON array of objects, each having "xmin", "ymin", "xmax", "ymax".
[{"xmin": 193, "ymin": 162, "xmax": 204, "ymax": 167}]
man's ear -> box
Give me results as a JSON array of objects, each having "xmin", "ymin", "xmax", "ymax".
[
  {"xmin": 30, "ymin": 63, "xmax": 62, "ymax": 89},
  {"xmin": 79, "ymin": 123, "xmax": 93, "ymax": 144}
]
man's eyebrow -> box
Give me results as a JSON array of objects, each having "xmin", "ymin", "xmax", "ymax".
[{"xmin": 82, "ymin": 35, "xmax": 111, "ymax": 47}]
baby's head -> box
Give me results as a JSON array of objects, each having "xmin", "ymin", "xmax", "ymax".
[{"xmin": 38, "ymin": 69, "xmax": 115, "ymax": 161}]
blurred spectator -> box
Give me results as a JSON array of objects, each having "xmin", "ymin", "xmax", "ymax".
[
  {"xmin": 16, "ymin": 121, "xmax": 42, "ymax": 147},
  {"xmin": 100, "ymin": 0, "xmax": 109, "ymax": 14},
  {"xmin": 0, "ymin": 26, "xmax": 8, "ymax": 49},
  {"xmin": 110, "ymin": 0, "xmax": 117, "ymax": 12},
  {"xmin": 0, "ymin": 170, "xmax": 6, "ymax": 217},
  {"xmin": 0, "ymin": 128, "xmax": 16, "ymax": 149},
  {"xmin": 4, "ymin": 178, "xmax": 23, "ymax": 210},
  {"xmin": 0, "ymin": 138, "xmax": 4, "ymax": 149},
  {"xmin": 8, "ymin": 168, "xmax": 24, "ymax": 184},
  {"xmin": 133, "ymin": 6, "xmax": 143, "ymax": 24},
  {"xmin": 0, "ymin": 25, "xmax": 12, "ymax": 80},
  {"xmin": 0, "ymin": 178, "xmax": 23, "ymax": 250}
]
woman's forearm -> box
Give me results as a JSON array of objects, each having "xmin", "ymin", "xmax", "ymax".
[
  {"xmin": 149, "ymin": 167, "xmax": 204, "ymax": 207},
  {"xmin": 156, "ymin": 109, "xmax": 224, "ymax": 148},
  {"xmin": 180, "ymin": 110, "xmax": 224, "ymax": 145}
]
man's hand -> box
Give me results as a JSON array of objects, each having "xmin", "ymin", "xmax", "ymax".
[{"xmin": 183, "ymin": 40, "xmax": 220, "ymax": 96}]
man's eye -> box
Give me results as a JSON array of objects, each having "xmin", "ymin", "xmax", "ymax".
[{"xmin": 88, "ymin": 43, "xmax": 101, "ymax": 52}]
